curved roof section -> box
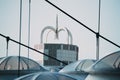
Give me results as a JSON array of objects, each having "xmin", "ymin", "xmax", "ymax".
[
  {"xmin": 86, "ymin": 51, "xmax": 120, "ymax": 73},
  {"xmin": 15, "ymin": 72, "xmax": 77, "ymax": 80},
  {"xmin": 59, "ymin": 59, "xmax": 96, "ymax": 73},
  {"xmin": 0, "ymin": 56, "xmax": 46, "ymax": 71}
]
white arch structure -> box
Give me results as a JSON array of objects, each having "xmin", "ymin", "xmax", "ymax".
[{"xmin": 40, "ymin": 26, "xmax": 73, "ymax": 44}]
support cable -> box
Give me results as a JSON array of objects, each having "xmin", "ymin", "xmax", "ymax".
[
  {"xmin": 45, "ymin": 0, "xmax": 120, "ymax": 49},
  {"xmin": 0, "ymin": 33, "xmax": 67, "ymax": 65}
]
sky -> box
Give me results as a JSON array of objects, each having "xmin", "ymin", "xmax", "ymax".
[{"xmin": 0, "ymin": 0, "xmax": 120, "ymax": 61}]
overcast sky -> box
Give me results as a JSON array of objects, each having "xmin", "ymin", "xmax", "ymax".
[{"xmin": 0, "ymin": 0, "xmax": 120, "ymax": 61}]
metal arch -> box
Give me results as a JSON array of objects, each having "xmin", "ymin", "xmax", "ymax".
[
  {"xmin": 40, "ymin": 26, "xmax": 56, "ymax": 43},
  {"xmin": 41, "ymin": 14, "xmax": 73, "ymax": 44},
  {"xmin": 58, "ymin": 27, "xmax": 73, "ymax": 44},
  {"xmin": 41, "ymin": 26, "xmax": 73, "ymax": 44},
  {"xmin": 58, "ymin": 28, "xmax": 69, "ymax": 44},
  {"xmin": 46, "ymin": 30, "xmax": 53, "ymax": 43},
  {"xmin": 65, "ymin": 27, "xmax": 73, "ymax": 44}
]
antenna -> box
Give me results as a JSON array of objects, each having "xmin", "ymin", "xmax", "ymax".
[
  {"xmin": 55, "ymin": 14, "xmax": 58, "ymax": 39},
  {"xmin": 56, "ymin": 14, "xmax": 58, "ymax": 31}
]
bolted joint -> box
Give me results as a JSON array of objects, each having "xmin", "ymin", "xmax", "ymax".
[
  {"xmin": 96, "ymin": 33, "xmax": 99, "ymax": 38},
  {"xmin": 6, "ymin": 36, "xmax": 10, "ymax": 42}
]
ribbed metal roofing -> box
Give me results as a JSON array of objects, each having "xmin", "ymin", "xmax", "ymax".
[
  {"xmin": 0, "ymin": 56, "xmax": 46, "ymax": 71},
  {"xmin": 59, "ymin": 59, "xmax": 96, "ymax": 80},
  {"xmin": 85, "ymin": 51, "xmax": 120, "ymax": 80},
  {"xmin": 59, "ymin": 59, "xmax": 96, "ymax": 73},
  {"xmin": 15, "ymin": 72, "xmax": 77, "ymax": 80},
  {"xmin": 86, "ymin": 51, "xmax": 120, "ymax": 73}
]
